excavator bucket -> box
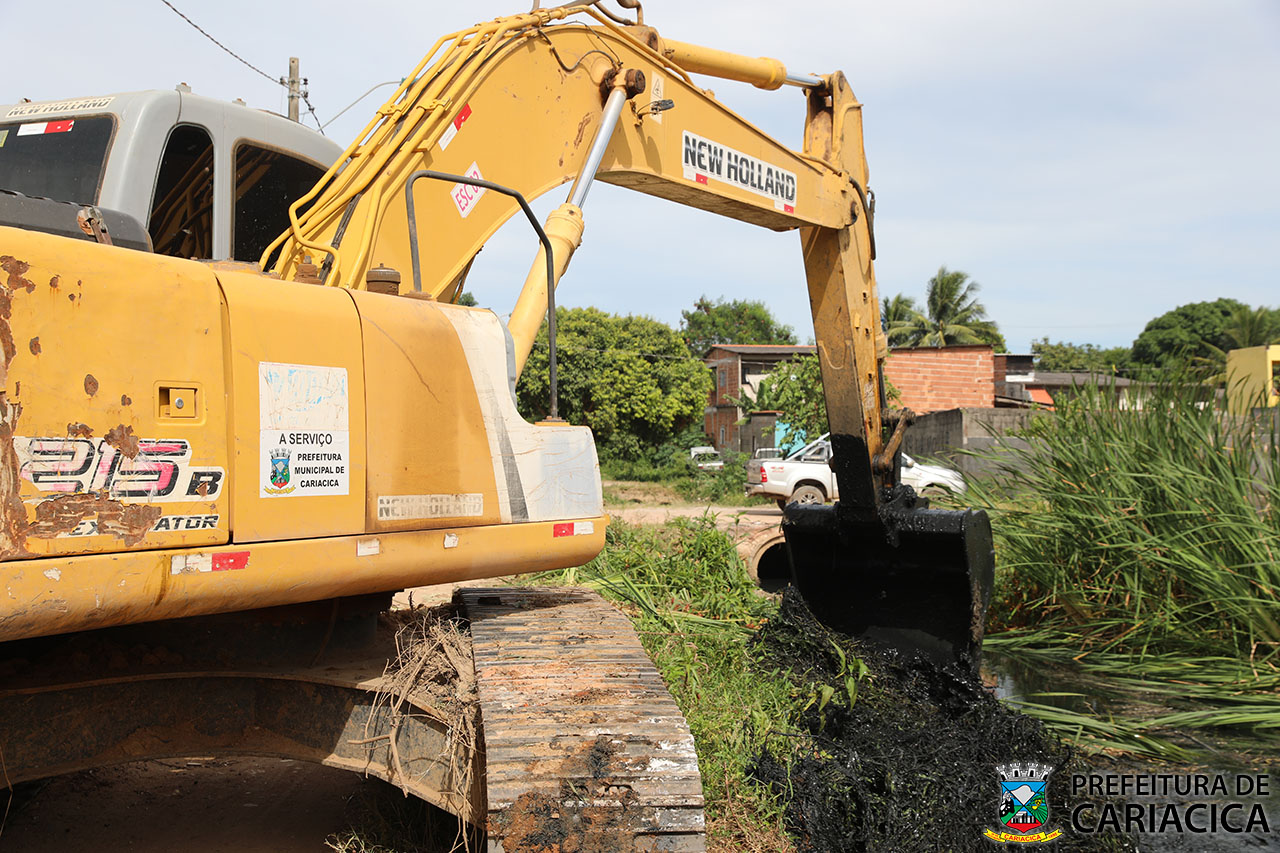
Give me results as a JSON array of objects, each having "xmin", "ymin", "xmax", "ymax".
[{"xmin": 783, "ymin": 486, "xmax": 995, "ymax": 667}]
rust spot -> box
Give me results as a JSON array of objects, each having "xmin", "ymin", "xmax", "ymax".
[
  {"xmin": 48, "ymin": 275, "xmax": 60, "ymax": 289},
  {"xmin": 27, "ymin": 492, "xmax": 161, "ymax": 547},
  {"xmin": 28, "ymin": 337, "xmax": 40, "ymax": 356},
  {"xmin": 0, "ymin": 396, "xmax": 30, "ymax": 558},
  {"xmin": 196, "ymin": 481, "xmax": 210, "ymax": 497},
  {"xmin": 0, "ymin": 290, "xmax": 15, "ymax": 371},
  {"xmin": 574, "ymin": 113, "xmax": 592, "ymax": 148},
  {"xmin": 494, "ymin": 735, "xmax": 640, "ymax": 852},
  {"xmin": 66, "ymin": 422, "xmax": 93, "ymax": 439},
  {"xmin": 68, "ymin": 293, "xmax": 76, "ymax": 302},
  {"xmin": 0, "ymin": 259, "xmax": 35, "ymax": 558},
  {"xmin": 84, "ymin": 374, "xmax": 99, "ymax": 396},
  {"xmin": 120, "ymin": 394, "xmax": 132, "ymax": 406},
  {"xmin": 567, "ymin": 687, "xmax": 611, "ymax": 705},
  {"xmin": 0, "ymin": 256, "xmax": 36, "ymax": 293},
  {"xmin": 104, "ymin": 424, "xmax": 140, "ymax": 459}
]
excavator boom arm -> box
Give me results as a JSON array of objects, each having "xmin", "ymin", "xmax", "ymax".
[
  {"xmin": 267, "ymin": 6, "xmax": 888, "ymax": 501},
  {"xmin": 267, "ymin": 5, "xmax": 992, "ymax": 663}
]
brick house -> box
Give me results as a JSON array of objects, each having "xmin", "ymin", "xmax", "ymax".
[
  {"xmin": 703, "ymin": 342, "xmax": 1055, "ymax": 452},
  {"xmin": 882, "ymin": 345, "xmax": 996, "ymax": 413},
  {"xmin": 703, "ymin": 344, "xmax": 815, "ymax": 452}
]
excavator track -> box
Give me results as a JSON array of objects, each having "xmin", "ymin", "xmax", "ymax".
[{"xmin": 458, "ymin": 587, "xmax": 705, "ymax": 852}]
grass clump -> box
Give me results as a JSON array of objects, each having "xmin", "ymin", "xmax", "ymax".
[{"xmin": 964, "ymin": 377, "xmax": 1280, "ymax": 751}]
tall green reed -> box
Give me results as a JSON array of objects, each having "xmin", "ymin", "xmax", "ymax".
[
  {"xmin": 965, "ymin": 378, "xmax": 1280, "ymax": 750},
  {"xmin": 967, "ymin": 378, "xmax": 1280, "ymax": 663}
]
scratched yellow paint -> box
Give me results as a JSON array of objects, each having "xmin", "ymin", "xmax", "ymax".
[{"xmin": 1, "ymin": 227, "xmax": 230, "ymax": 557}]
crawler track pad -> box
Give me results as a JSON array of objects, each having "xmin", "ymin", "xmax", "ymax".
[{"xmin": 458, "ymin": 587, "xmax": 705, "ymax": 852}]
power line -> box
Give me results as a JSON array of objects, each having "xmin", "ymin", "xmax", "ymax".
[
  {"xmin": 159, "ymin": 0, "xmax": 281, "ymax": 87},
  {"xmin": 159, "ymin": 1, "xmax": 325, "ymax": 133},
  {"xmin": 301, "ymin": 91, "xmax": 325, "ymax": 136}
]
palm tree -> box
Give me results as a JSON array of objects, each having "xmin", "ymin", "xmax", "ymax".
[
  {"xmin": 1196, "ymin": 303, "xmax": 1280, "ymax": 383},
  {"xmin": 881, "ymin": 294, "xmax": 918, "ymax": 346},
  {"xmin": 897, "ymin": 267, "xmax": 1001, "ymax": 347}
]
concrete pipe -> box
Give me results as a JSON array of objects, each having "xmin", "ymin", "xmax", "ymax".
[{"xmin": 735, "ymin": 525, "xmax": 792, "ymax": 593}]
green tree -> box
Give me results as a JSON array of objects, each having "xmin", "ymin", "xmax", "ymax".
[
  {"xmin": 455, "ymin": 291, "xmax": 478, "ymax": 306},
  {"xmin": 751, "ymin": 354, "xmax": 827, "ymax": 451},
  {"xmin": 517, "ymin": 307, "xmax": 711, "ymax": 460},
  {"xmin": 1130, "ymin": 298, "xmax": 1245, "ymax": 368},
  {"xmin": 897, "ymin": 267, "xmax": 1004, "ymax": 350},
  {"xmin": 881, "ymin": 293, "xmax": 918, "ymax": 347},
  {"xmin": 1031, "ymin": 338, "xmax": 1132, "ymax": 373},
  {"xmin": 1194, "ymin": 303, "xmax": 1280, "ymax": 381},
  {"xmin": 680, "ymin": 296, "xmax": 796, "ymax": 355}
]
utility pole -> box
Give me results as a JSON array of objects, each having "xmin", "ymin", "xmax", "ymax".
[{"xmin": 285, "ymin": 57, "xmax": 300, "ymax": 122}]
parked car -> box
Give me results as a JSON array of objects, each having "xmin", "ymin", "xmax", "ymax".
[
  {"xmin": 745, "ymin": 434, "xmax": 965, "ymax": 507},
  {"xmin": 688, "ymin": 446, "xmax": 724, "ymax": 471},
  {"xmin": 745, "ymin": 447, "xmax": 782, "ymax": 479}
]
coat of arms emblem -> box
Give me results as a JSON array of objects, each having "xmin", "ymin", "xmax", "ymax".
[
  {"xmin": 269, "ymin": 445, "xmax": 292, "ymax": 489},
  {"xmin": 985, "ymin": 762, "xmax": 1062, "ymax": 843}
]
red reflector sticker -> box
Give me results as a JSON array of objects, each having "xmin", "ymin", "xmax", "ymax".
[
  {"xmin": 46, "ymin": 119, "xmax": 75, "ymax": 134},
  {"xmin": 212, "ymin": 551, "xmax": 250, "ymax": 572},
  {"xmin": 553, "ymin": 521, "xmax": 595, "ymax": 538},
  {"xmin": 695, "ymin": 173, "xmax": 708, "ymax": 185},
  {"xmin": 453, "ymin": 103, "xmax": 472, "ymax": 131}
]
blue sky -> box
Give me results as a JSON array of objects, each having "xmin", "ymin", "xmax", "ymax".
[{"xmin": 7, "ymin": 1, "xmax": 1278, "ymax": 352}]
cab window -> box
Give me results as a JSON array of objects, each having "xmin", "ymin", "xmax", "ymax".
[
  {"xmin": 0, "ymin": 114, "xmax": 114, "ymax": 204},
  {"xmin": 233, "ymin": 142, "xmax": 326, "ymax": 261},
  {"xmin": 149, "ymin": 124, "xmax": 215, "ymax": 259}
]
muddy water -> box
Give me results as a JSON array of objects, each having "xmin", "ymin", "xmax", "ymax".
[{"xmin": 986, "ymin": 652, "xmax": 1280, "ymax": 852}]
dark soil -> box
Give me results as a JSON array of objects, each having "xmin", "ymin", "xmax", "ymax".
[{"xmin": 748, "ymin": 589, "xmax": 1137, "ymax": 853}]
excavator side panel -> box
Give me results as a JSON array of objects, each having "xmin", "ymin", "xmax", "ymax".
[
  {"xmin": 217, "ymin": 269, "xmax": 368, "ymax": 542},
  {"xmin": 0, "ymin": 227, "xmax": 230, "ymax": 560}
]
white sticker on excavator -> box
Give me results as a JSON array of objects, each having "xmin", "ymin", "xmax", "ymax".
[
  {"xmin": 450, "ymin": 162, "xmax": 487, "ymax": 218},
  {"xmin": 259, "ymin": 362, "xmax": 350, "ymax": 498},
  {"xmin": 681, "ymin": 130, "xmax": 797, "ymax": 213},
  {"xmin": 376, "ymin": 494, "xmax": 484, "ymax": 521},
  {"xmin": 5, "ymin": 96, "xmax": 114, "ymax": 118},
  {"xmin": 438, "ymin": 103, "xmax": 472, "ymax": 151}
]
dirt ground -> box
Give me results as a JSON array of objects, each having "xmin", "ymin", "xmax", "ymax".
[{"xmin": 3, "ymin": 501, "xmax": 765, "ymax": 851}]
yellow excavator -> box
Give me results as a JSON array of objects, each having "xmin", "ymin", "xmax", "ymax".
[{"xmin": 0, "ymin": 3, "xmax": 993, "ymax": 847}]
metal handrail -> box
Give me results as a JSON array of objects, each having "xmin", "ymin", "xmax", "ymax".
[{"xmin": 403, "ymin": 169, "xmax": 559, "ymax": 419}]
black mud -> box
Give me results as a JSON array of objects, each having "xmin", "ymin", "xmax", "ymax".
[{"xmin": 749, "ymin": 589, "xmax": 1137, "ymax": 853}]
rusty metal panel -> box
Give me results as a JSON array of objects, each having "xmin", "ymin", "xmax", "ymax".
[
  {"xmin": 0, "ymin": 229, "xmax": 230, "ymax": 560},
  {"xmin": 459, "ymin": 587, "xmax": 705, "ymax": 852}
]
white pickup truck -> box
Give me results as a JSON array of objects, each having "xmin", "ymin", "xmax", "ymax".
[{"xmin": 746, "ymin": 434, "xmax": 966, "ymax": 507}]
